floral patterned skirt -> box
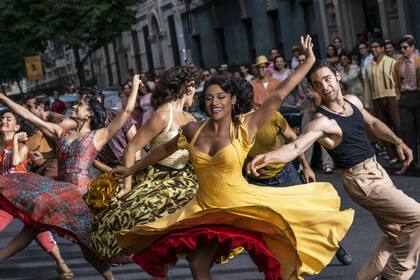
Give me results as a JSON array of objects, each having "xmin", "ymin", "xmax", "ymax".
[{"xmin": 89, "ymin": 164, "xmax": 198, "ymax": 257}]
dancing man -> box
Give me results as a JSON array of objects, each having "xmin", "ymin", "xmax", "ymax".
[{"xmin": 248, "ymin": 61, "xmax": 420, "ymax": 280}]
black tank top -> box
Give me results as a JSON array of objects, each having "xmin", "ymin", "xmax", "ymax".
[{"xmin": 316, "ymin": 100, "xmax": 374, "ymax": 169}]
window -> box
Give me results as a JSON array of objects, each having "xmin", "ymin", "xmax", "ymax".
[
  {"xmin": 192, "ymin": 34, "xmax": 204, "ymax": 67},
  {"xmin": 242, "ymin": 18, "xmax": 256, "ymax": 63},
  {"xmin": 131, "ymin": 30, "xmax": 142, "ymax": 72},
  {"xmin": 215, "ymin": 27, "xmax": 228, "ymax": 64},
  {"xmin": 143, "ymin": 25, "xmax": 154, "ymax": 71},
  {"xmin": 168, "ymin": 15, "xmax": 181, "ymax": 65},
  {"xmin": 267, "ymin": 9, "xmax": 284, "ymax": 57},
  {"xmin": 104, "ymin": 45, "xmax": 113, "ymax": 86}
]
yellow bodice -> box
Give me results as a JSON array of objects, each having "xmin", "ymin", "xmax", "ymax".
[{"xmin": 177, "ymin": 116, "xmax": 259, "ymax": 207}]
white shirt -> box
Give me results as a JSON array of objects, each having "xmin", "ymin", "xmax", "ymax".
[
  {"xmin": 360, "ymin": 53, "xmax": 374, "ymax": 79},
  {"xmin": 263, "ymin": 80, "xmax": 269, "ymax": 90},
  {"xmin": 245, "ymin": 74, "xmax": 254, "ymax": 82}
]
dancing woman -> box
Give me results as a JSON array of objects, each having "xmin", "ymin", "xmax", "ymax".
[
  {"xmin": 89, "ymin": 65, "xmax": 200, "ymax": 258},
  {"xmin": 0, "ymin": 74, "xmax": 142, "ymax": 279},
  {"xmin": 0, "ymin": 111, "xmax": 73, "ymax": 279},
  {"xmin": 112, "ymin": 36, "xmax": 354, "ymax": 280}
]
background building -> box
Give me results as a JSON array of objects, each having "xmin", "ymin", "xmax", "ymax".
[
  {"xmin": 22, "ymin": 0, "xmax": 420, "ymax": 92},
  {"xmin": 90, "ymin": 0, "xmax": 187, "ymax": 89},
  {"xmin": 183, "ymin": 0, "xmax": 419, "ymax": 69}
]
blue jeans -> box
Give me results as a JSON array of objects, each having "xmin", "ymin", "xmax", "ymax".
[{"xmin": 246, "ymin": 162, "xmax": 303, "ymax": 187}]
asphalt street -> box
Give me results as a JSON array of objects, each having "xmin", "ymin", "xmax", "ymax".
[{"xmin": 0, "ymin": 170, "xmax": 419, "ymax": 280}]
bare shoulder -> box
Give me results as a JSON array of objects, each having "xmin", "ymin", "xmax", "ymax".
[
  {"xmin": 181, "ymin": 121, "xmax": 202, "ymax": 142},
  {"xmin": 305, "ymin": 114, "xmax": 333, "ymax": 132},
  {"xmin": 60, "ymin": 118, "xmax": 77, "ymax": 130},
  {"xmin": 344, "ymin": 95, "xmax": 363, "ymax": 110},
  {"xmin": 149, "ymin": 110, "xmax": 170, "ymax": 126},
  {"xmin": 183, "ymin": 111, "xmax": 197, "ymax": 122}
]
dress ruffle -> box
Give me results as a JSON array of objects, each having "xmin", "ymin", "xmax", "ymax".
[
  {"xmin": 133, "ymin": 225, "xmax": 281, "ymax": 280},
  {"xmin": 85, "ymin": 172, "xmax": 120, "ymax": 214},
  {"xmin": 177, "ymin": 127, "xmax": 188, "ymax": 150}
]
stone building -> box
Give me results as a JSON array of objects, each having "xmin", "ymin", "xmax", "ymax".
[
  {"xmin": 182, "ymin": 0, "xmax": 419, "ymax": 70},
  {"xmin": 23, "ymin": 0, "xmax": 420, "ymax": 92},
  {"xmin": 182, "ymin": 0, "xmax": 326, "ymax": 69},
  {"xmin": 90, "ymin": 0, "xmax": 187, "ymax": 88},
  {"xmin": 322, "ymin": 0, "xmax": 418, "ymax": 54}
]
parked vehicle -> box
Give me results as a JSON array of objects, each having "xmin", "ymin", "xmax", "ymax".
[{"xmin": 102, "ymin": 90, "xmax": 121, "ymax": 110}]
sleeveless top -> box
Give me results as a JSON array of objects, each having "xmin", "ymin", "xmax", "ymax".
[
  {"xmin": 0, "ymin": 141, "xmax": 27, "ymax": 175},
  {"xmin": 56, "ymin": 130, "xmax": 98, "ymax": 188},
  {"xmin": 149, "ymin": 103, "xmax": 189, "ymax": 169},
  {"xmin": 139, "ymin": 94, "xmax": 155, "ymax": 126},
  {"xmin": 316, "ymin": 100, "xmax": 374, "ymax": 169}
]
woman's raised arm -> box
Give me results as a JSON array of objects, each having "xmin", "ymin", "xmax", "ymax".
[
  {"xmin": 0, "ymin": 93, "xmax": 63, "ymax": 139},
  {"xmin": 93, "ymin": 74, "xmax": 142, "ymax": 150},
  {"xmin": 246, "ymin": 35, "xmax": 316, "ymax": 138}
]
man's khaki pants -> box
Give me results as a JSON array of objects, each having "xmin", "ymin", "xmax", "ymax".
[{"xmin": 340, "ymin": 157, "xmax": 420, "ymax": 280}]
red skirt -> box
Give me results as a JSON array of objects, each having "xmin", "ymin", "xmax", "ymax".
[{"xmin": 133, "ymin": 225, "xmax": 281, "ymax": 280}]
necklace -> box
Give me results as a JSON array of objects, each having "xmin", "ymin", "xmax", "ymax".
[{"xmin": 326, "ymin": 103, "xmax": 347, "ymax": 115}]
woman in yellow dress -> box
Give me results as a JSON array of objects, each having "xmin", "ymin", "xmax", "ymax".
[{"xmin": 112, "ymin": 36, "xmax": 354, "ymax": 280}]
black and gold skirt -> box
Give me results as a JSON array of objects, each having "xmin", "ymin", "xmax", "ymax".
[{"xmin": 89, "ymin": 164, "xmax": 198, "ymax": 257}]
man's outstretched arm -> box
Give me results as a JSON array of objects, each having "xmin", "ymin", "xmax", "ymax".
[
  {"xmin": 246, "ymin": 116, "xmax": 335, "ymax": 177},
  {"xmin": 346, "ymin": 95, "xmax": 413, "ymax": 166}
]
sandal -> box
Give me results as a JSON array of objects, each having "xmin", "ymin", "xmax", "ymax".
[{"xmin": 56, "ymin": 261, "xmax": 74, "ymax": 280}]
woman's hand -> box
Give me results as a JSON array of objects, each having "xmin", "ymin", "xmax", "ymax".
[
  {"xmin": 110, "ymin": 166, "xmax": 132, "ymax": 180},
  {"xmin": 110, "ymin": 165, "xmax": 134, "ymax": 198},
  {"xmin": 301, "ymin": 35, "xmax": 315, "ymax": 63},
  {"xmin": 14, "ymin": 132, "xmax": 28, "ymax": 142},
  {"xmin": 132, "ymin": 74, "xmax": 144, "ymax": 90}
]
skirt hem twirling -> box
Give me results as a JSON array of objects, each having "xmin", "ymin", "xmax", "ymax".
[
  {"xmin": 0, "ymin": 194, "xmax": 87, "ymax": 249},
  {"xmin": 132, "ymin": 225, "xmax": 281, "ymax": 280}
]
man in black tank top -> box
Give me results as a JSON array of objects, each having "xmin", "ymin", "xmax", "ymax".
[{"xmin": 247, "ymin": 61, "xmax": 420, "ymax": 280}]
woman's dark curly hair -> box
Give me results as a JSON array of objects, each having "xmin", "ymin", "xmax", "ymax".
[
  {"xmin": 1, "ymin": 111, "xmax": 36, "ymax": 137},
  {"xmin": 154, "ymin": 65, "xmax": 201, "ymax": 106},
  {"xmin": 199, "ymin": 76, "xmax": 254, "ymax": 117},
  {"xmin": 81, "ymin": 95, "xmax": 107, "ymax": 130}
]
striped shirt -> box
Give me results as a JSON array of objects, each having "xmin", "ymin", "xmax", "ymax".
[
  {"xmin": 399, "ymin": 55, "xmax": 417, "ymax": 91},
  {"xmin": 364, "ymin": 55, "xmax": 397, "ymax": 106}
]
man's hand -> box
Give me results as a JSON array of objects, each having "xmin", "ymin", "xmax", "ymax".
[
  {"xmin": 110, "ymin": 166, "xmax": 132, "ymax": 180},
  {"xmin": 302, "ymin": 165, "xmax": 316, "ymax": 183},
  {"xmin": 246, "ymin": 153, "xmax": 273, "ymax": 177},
  {"xmin": 396, "ymin": 142, "xmax": 413, "ymax": 167}
]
